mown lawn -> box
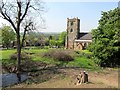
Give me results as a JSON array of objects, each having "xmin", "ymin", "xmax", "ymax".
[{"xmin": 1, "ymin": 48, "xmax": 100, "ymax": 70}]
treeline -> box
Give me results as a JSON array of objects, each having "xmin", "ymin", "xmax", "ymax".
[
  {"xmin": 0, "ymin": 25, "xmax": 66, "ymax": 49},
  {"xmin": 24, "ymin": 31, "xmax": 66, "ymax": 48}
]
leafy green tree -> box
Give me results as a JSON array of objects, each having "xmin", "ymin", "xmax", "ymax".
[
  {"xmin": 58, "ymin": 31, "xmax": 66, "ymax": 47},
  {"xmin": 48, "ymin": 32, "xmax": 66, "ymax": 48},
  {"xmin": 0, "ymin": 28, "xmax": 2, "ymax": 45},
  {"xmin": 50, "ymin": 40, "xmax": 57, "ymax": 47},
  {"xmin": 1, "ymin": 25, "xmax": 15, "ymax": 49},
  {"xmin": 88, "ymin": 7, "xmax": 120, "ymax": 67},
  {"xmin": 38, "ymin": 34, "xmax": 46, "ymax": 46},
  {"xmin": 49, "ymin": 35, "xmax": 57, "ymax": 47},
  {"xmin": 44, "ymin": 38, "xmax": 49, "ymax": 46}
]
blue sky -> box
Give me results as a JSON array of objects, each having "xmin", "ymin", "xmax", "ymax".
[
  {"xmin": 41, "ymin": 2, "xmax": 118, "ymax": 33},
  {"xmin": 0, "ymin": 1, "xmax": 118, "ymax": 33}
]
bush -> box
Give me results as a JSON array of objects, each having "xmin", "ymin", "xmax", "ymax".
[{"xmin": 43, "ymin": 50, "xmax": 74, "ymax": 61}]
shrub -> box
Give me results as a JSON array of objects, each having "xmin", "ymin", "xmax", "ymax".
[{"xmin": 43, "ymin": 50, "xmax": 74, "ymax": 61}]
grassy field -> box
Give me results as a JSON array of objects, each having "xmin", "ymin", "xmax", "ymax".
[
  {"xmin": 1, "ymin": 48, "xmax": 100, "ymax": 70},
  {"xmin": 2, "ymin": 48, "xmax": 119, "ymax": 88}
]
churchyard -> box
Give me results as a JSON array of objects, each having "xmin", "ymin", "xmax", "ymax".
[
  {"xmin": 0, "ymin": 0, "xmax": 119, "ymax": 89},
  {"xmin": 1, "ymin": 48, "xmax": 119, "ymax": 88}
]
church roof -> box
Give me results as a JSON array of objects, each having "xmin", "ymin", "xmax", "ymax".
[{"xmin": 78, "ymin": 32, "xmax": 92, "ymax": 40}]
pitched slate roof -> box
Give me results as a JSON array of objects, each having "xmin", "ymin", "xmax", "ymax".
[{"xmin": 78, "ymin": 32, "xmax": 92, "ymax": 40}]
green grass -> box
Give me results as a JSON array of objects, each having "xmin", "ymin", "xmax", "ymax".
[
  {"xmin": 33, "ymin": 56, "xmax": 61, "ymax": 65},
  {"xmin": 0, "ymin": 48, "xmax": 47, "ymax": 60},
  {"xmin": 82, "ymin": 50, "xmax": 92, "ymax": 54},
  {"xmin": 1, "ymin": 48, "xmax": 100, "ymax": 70},
  {"xmin": 22, "ymin": 48, "xmax": 48, "ymax": 54},
  {"xmin": 66, "ymin": 57, "xmax": 99, "ymax": 70},
  {"xmin": 1, "ymin": 49, "xmax": 16, "ymax": 60},
  {"xmin": 29, "ymin": 49, "xmax": 99, "ymax": 70}
]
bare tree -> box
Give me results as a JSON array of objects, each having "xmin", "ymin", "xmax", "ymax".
[
  {"xmin": 0, "ymin": 0, "xmax": 44, "ymax": 82},
  {"xmin": 21, "ymin": 18, "xmax": 36, "ymax": 47}
]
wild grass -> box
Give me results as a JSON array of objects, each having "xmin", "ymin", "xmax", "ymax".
[{"xmin": 1, "ymin": 48, "xmax": 100, "ymax": 70}]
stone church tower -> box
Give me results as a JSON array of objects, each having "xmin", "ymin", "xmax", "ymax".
[{"xmin": 65, "ymin": 17, "xmax": 80, "ymax": 49}]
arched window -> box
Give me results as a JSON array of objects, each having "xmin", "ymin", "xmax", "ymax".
[
  {"xmin": 71, "ymin": 22, "xmax": 73, "ymax": 26},
  {"xmin": 70, "ymin": 29, "xmax": 73, "ymax": 32}
]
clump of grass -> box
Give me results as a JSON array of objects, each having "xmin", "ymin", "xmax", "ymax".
[
  {"xmin": 42, "ymin": 49, "xmax": 74, "ymax": 62},
  {"xmin": 10, "ymin": 52, "xmax": 31, "ymax": 60},
  {"xmin": 75, "ymin": 50, "xmax": 93, "ymax": 59}
]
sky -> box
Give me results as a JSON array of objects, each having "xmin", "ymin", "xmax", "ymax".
[
  {"xmin": 0, "ymin": 1, "xmax": 119, "ymax": 33},
  {"xmin": 42, "ymin": 2, "xmax": 118, "ymax": 33}
]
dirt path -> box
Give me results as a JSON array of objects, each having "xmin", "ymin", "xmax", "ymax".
[{"xmin": 11, "ymin": 68, "xmax": 118, "ymax": 88}]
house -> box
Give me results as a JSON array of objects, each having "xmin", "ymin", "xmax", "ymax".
[{"xmin": 65, "ymin": 17, "xmax": 92, "ymax": 50}]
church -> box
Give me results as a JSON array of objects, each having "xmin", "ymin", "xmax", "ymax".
[{"xmin": 65, "ymin": 17, "xmax": 92, "ymax": 50}]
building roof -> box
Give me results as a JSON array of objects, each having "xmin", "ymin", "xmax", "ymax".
[
  {"xmin": 75, "ymin": 39, "xmax": 92, "ymax": 42},
  {"xmin": 78, "ymin": 32, "xmax": 92, "ymax": 40}
]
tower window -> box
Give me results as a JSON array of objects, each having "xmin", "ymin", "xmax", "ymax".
[
  {"xmin": 70, "ymin": 29, "xmax": 73, "ymax": 32},
  {"xmin": 71, "ymin": 22, "xmax": 73, "ymax": 26}
]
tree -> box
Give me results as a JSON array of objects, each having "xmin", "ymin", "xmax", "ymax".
[
  {"xmin": 49, "ymin": 35, "xmax": 57, "ymax": 47},
  {"xmin": 25, "ymin": 31, "xmax": 38, "ymax": 46},
  {"xmin": 1, "ymin": 25, "xmax": 15, "ymax": 49},
  {"xmin": 21, "ymin": 18, "xmax": 37, "ymax": 47},
  {"xmin": 38, "ymin": 34, "xmax": 45, "ymax": 47},
  {"xmin": 0, "ymin": 29, "xmax": 2, "ymax": 45},
  {"xmin": 58, "ymin": 31, "xmax": 66, "ymax": 47},
  {"xmin": 0, "ymin": 0, "xmax": 44, "ymax": 81},
  {"xmin": 88, "ymin": 7, "xmax": 120, "ymax": 67}
]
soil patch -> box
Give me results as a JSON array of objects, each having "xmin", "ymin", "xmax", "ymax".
[{"xmin": 10, "ymin": 68, "xmax": 118, "ymax": 88}]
